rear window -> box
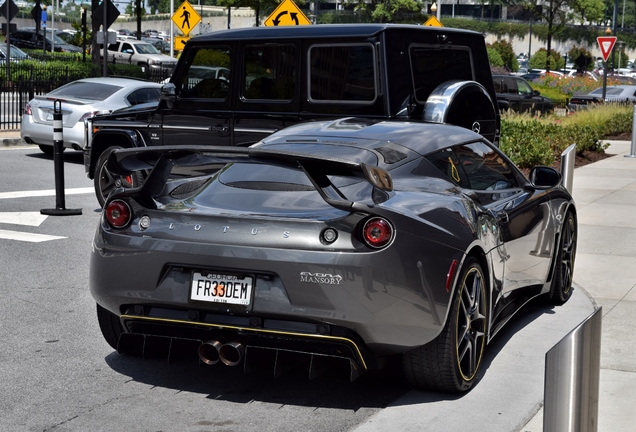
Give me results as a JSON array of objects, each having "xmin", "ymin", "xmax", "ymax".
[
  {"xmin": 410, "ymin": 46, "xmax": 474, "ymax": 103},
  {"xmin": 309, "ymin": 44, "xmax": 376, "ymax": 103},
  {"xmin": 47, "ymin": 82, "xmax": 123, "ymax": 101}
]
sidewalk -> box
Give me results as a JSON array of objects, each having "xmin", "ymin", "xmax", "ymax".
[
  {"xmin": 521, "ymin": 140, "xmax": 636, "ymax": 431},
  {"xmin": 0, "ymin": 130, "xmax": 24, "ymax": 147}
]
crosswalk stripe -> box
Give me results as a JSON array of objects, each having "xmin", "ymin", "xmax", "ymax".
[
  {"xmin": 0, "ymin": 187, "xmax": 94, "ymax": 200},
  {"xmin": 0, "ymin": 229, "xmax": 66, "ymax": 242},
  {"xmin": 0, "ymin": 212, "xmax": 48, "ymax": 227}
]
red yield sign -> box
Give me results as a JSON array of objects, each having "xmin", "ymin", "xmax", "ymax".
[{"xmin": 597, "ymin": 36, "xmax": 617, "ymax": 62}]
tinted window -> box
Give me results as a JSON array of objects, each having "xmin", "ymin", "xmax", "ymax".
[
  {"xmin": 48, "ymin": 81, "xmax": 124, "ymax": 101},
  {"xmin": 126, "ymin": 87, "xmax": 161, "ymax": 105},
  {"xmin": 178, "ymin": 46, "xmax": 231, "ymax": 99},
  {"xmin": 427, "ymin": 142, "xmax": 518, "ymax": 191},
  {"xmin": 243, "ymin": 44, "xmax": 296, "ymax": 101},
  {"xmin": 309, "ymin": 44, "xmax": 376, "ymax": 103},
  {"xmin": 410, "ymin": 46, "xmax": 474, "ymax": 103}
]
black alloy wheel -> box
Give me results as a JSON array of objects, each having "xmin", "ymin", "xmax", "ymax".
[
  {"xmin": 402, "ymin": 257, "xmax": 487, "ymax": 392},
  {"xmin": 94, "ymin": 146, "xmax": 143, "ymax": 207},
  {"xmin": 548, "ymin": 212, "xmax": 577, "ymax": 304}
]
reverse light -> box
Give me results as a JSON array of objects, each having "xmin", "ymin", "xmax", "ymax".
[
  {"xmin": 105, "ymin": 200, "xmax": 132, "ymax": 228},
  {"xmin": 362, "ymin": 217, "xmax": 393, "ymax": 249}
]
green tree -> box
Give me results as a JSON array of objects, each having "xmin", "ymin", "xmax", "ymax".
[
  {"xmin": 344, "ymin": 0, "xmax": 422, "ymax": 23},
  {"xmin": 487, "ymin": 47, "xmax": 505, "ymax": 67},
  {"xmin": 488, "ymin": 39, "xmax": 519, "ymax": 71},
  {"xmin": 529, "ymin": 48, "xmax": 565, "ymax": 70}
]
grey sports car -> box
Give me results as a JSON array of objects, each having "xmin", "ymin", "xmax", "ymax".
[{"xmin": 91, "ymin": 118, "xmax": 577, "ymax": 393}]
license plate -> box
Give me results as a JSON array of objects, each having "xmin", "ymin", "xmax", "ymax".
[{"xmin": 190, "ymin": 271, "xmax": 253, "ymax": 305}]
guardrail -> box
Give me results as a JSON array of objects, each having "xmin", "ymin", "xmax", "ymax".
[{"xmin": 543, "ymin": 307, "xmax": 602, "ymax": 432}]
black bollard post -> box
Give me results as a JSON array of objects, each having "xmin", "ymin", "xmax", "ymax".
[{"xmin": 41, "ymin": 100, "xmax": 82, "ymax": 216}]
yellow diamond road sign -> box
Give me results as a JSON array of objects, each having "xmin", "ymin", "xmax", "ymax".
[
  {"xmin": 172, "ymin": 1, "xmax": 201, "ymax": 36},
  {"xmin": 424, "ymin": 16, "xmax": 443, "ymax": 27},
  {"xmin": 264, "ymin": 0, "xmax": 311, "ymax": 27}
]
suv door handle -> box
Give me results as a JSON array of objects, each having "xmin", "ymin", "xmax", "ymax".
[{"xmin": 212, "ymin": 125, "xmax": 228, "ymax": 132}]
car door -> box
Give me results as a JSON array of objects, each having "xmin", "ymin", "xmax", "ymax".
[
  {"xmin": 451, "ymin": 141, "xmax": 554, "ymax": 301},
  {"xmin": 515, "ymin": 77, "xmax": 543, "ymax": 113},
  {"xmin": 155, "ymin": 44, "xmax": 233, "ymax": 147},
  {"xmin": 233, "ymin": 41, "xmax": 300, "ymax": 146}
]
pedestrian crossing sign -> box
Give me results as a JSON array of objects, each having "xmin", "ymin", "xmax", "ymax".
[{"xmin": 172, "ymin": 1, "xmax": 201, "ymax": 36}]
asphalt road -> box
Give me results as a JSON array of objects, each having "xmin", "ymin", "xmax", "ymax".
[{"xmin": 0, "ymin": 144, "xmax": 596, "ymax": 432}]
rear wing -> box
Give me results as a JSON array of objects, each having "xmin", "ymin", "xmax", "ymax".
[{"xmin": 106, "ymin": 145, "xmax": 393, "ymax": 211}]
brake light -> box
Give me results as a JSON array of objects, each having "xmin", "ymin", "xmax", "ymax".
[
  {"xmin": 105, "ymin": 200, "xmax": 132, "ymax": 228},
  {"xmin": 362, "ymin": 217, "xmax": 393, "ymax": 248},
  {"xmin": 79, "ymin": 111, "xmax": 100, "ymax": 122},
  {"xmin": 24, "ymin": 103, "xmax": 32, "ymax": 115}
]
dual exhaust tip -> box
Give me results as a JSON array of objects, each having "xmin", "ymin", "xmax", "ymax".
[{"xmin": 198, "ymin": 340, "xmax": 245, "ymax": 367}]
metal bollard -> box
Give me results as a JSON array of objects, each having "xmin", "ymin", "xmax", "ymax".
[
  {"xmin": 560, "ymin": 143, "xmax": 576, "ymax": 194},
  {"xmin": 626, "ymin": 104, "xmax": 636, "ymax": 158},
  {"xmin": 543, "ymin": 307, "xmax": 602, "ymax": 432},
  {"xmin": 41, "ymin": 100, "xmax": 82, "ymax": 216}
]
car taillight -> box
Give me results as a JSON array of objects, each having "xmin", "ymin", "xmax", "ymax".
[
  {"xmin": 24, "ymin": 103, "xmax": 32, "ymax": 115},
  {"xmin": 79, "ymin": 111, "xmax": 100, "ymax": 122},
  {"xmin": 362, "ymin": 217, "xmax": 393, "ymax": 249},
  {"xmin": 105, "ymin": 200, "xmax": 132, "ymax": 228}
]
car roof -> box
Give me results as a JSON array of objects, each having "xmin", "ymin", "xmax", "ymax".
[
  {"xmin": 261, "ymin": 118, "xmax": 484, "ymax": 156},
  {"xmin": 70, "ymin": 77, "xmax": 161, "ymax": 87},
  {"xmin": 191, "ymin": 23, "xmax": 482, "ymax": 43}
]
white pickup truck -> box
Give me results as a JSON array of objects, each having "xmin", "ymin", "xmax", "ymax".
[{"xmin": 104, "ymin": 39, "xmax": 176, "ymax": 71}]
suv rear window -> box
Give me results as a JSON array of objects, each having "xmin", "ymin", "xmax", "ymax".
[
  {"xmin": 309, "ymin": 44, "xmax": 376, "ymax": 103},
  {"xmin": 410, "ymin": 46, "xmax": 474, "ymax": 103}
]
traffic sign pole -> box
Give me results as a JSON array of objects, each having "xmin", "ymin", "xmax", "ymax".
[{"xmin": 597, "ymin": 36, "xmax": 617, "ymax": 101}]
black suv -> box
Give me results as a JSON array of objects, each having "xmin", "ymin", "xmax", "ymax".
[
  {"xmin": 10, "ymin": 29, "xmax": 82, "ymax": 53},
  {"xmin": 492, "ymin": 74, "xmax": 554, "ymax": 115},
  {"xmin": 84, "ymin": 24, "xmax": 501, "ymax": 205}
]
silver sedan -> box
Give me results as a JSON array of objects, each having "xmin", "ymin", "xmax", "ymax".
[{"xmin": 21, "ymin": 77, "xmax": 162, "ymax": 155}]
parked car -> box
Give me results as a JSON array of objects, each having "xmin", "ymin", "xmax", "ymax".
[
  {"xmin": 142, "ymin": 37, "xmax": 171, "ymax": 54},
  {"xmin": 568, "ymin": 85, "xmax": 636, "ymax": 111},
  {"xmin": 10, "ymin": 29, "xmax": 82, "ymax": 53},
  {"xmin": 492, "ymin": 74, "xmax": 554, "ymax": 114},
  {"xmin": 102, "ymin": 39, "xmax": 176, "ymax": 71},
  {"xmin": 21, "ymin": 77, "xmax": 162, "ymax": 155},
  {"xmin": 0, "ymin": 43, "xmax": 30, "ymax": 63},
  {"xmin": 91, "ymin": 118, "xmax": 577, "ymax": 392},
  {"xmin": 85, "ymin": 24, "xmax": 501, "ymax": 206}
]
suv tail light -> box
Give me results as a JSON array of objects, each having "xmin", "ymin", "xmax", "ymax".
[
  {"xmin": 362, "ymin": 217, "xmax": 393, "ymax": 249},
  {"xmin": 105, "ymin": 200, "xmax": 132, "ymax": 228}
]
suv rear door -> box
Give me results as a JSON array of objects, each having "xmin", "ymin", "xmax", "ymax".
[{"xmin": 155, "ymin": 44, "xmax": 233, "ymax": 147}]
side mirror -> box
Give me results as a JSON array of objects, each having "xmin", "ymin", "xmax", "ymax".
[
  {"xmin": 160, "ymin": 83, "xmax": 176, "ymax": 109},
  {"xmin": 533, "ymin": 90, "xmax": 541, "ymax": 96},
  {"xmin": 529, "ymin": 166, "xmax": 561, "ymax": 189}
]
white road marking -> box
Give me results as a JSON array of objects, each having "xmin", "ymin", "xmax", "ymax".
[
  {"xmin": 0, "ymin": 229, "xmax": 66, "ymax": 242},
  {"xmin": 0, "ymin": 187, "xmax": 94, "ymax": 200},
  {"xmin": 0, "ymin": 212, "xmax": 48, "ymax": 226}
]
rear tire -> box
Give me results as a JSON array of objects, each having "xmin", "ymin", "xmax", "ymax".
[
  {"xmin": 402, "ymin": 257, "xmax": 487, "ymax": 392},
  {"xmin": 547, "ymin": 212, "xmax": 577, "ymax": 304},
  {"xmin": 38, "ymin": 145, "xmax": 56, "ymax": 156},
  {"xmin": 94, "ymin": 146, "xmax": 143, "ymax": 207},
  {"xmin": 96, "ymin": 303, "xmax": 123, "ymax": 350}
]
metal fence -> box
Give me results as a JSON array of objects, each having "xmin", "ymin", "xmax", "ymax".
[{"xmin": 0, "ymin": 61, "xmax": 170, "ymax": 130}]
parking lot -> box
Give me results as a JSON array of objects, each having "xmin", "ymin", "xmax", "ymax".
[{"xmin": 1, "ymin": 138, "xmax": 635, "ymax": 431}]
